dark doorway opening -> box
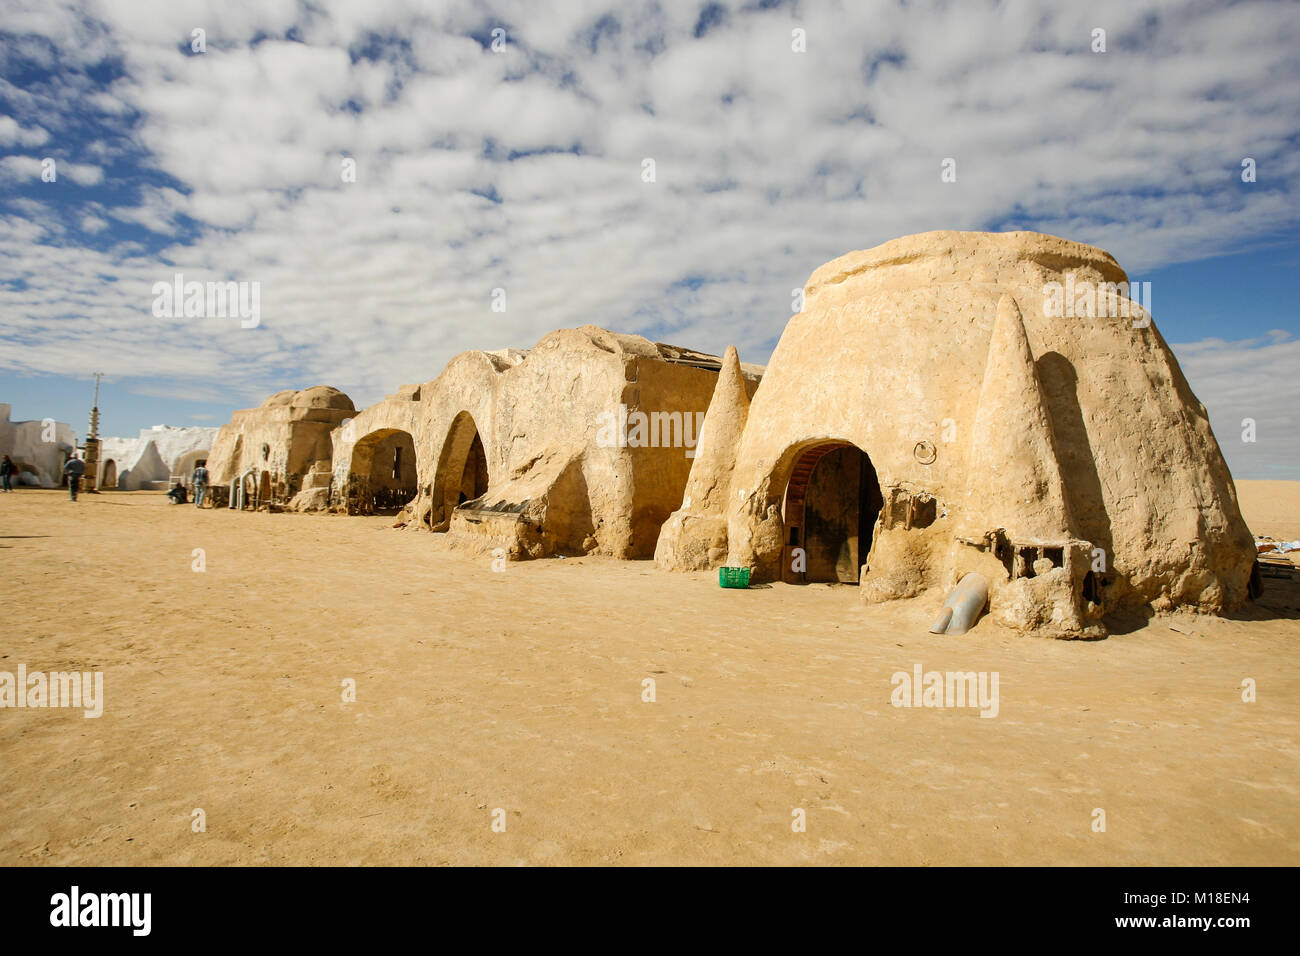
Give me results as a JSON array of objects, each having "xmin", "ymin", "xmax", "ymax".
[
  {"xmin": 457, "ymin": 432, "xmax": 488, "ymax": 505},
  {"xmin": 430, "ymin": 411, "xmax": 490, "ymax": 530},
  {"xmin": 782, "ymin": 442, "xmax": 883, "ymax": 584},
  {"xmin": 349, "ymin": 428, "xmax": 418, "ymax": 514}
]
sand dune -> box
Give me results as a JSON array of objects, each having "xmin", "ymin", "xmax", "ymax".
[{"xmin": 1236, "ymin": 480, "xmax": 1300, "ymax": 542}]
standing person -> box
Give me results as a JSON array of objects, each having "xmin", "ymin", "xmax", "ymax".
[
  {"xmin": 63, "ymin": 453, "xmax": 85, "ymax": 501},
  {"xmin": 0, "ymin": 455, "xmax": 14, "ymax": 492},
  {"xmin": 191, "ymin": 459, "xmax": 210, "ymax": 508}
]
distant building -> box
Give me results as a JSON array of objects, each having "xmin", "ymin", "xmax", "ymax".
[
  {"xmin": 98, "ymin": 425, "xmax": 220, "ymax": 490},
  {"xmin": 207, "ymin": 386, "xmax": 356, "ymax": 508},
  {"xmin": 0, "ymin": 403, "xmax": 76, "ymax": 487}
]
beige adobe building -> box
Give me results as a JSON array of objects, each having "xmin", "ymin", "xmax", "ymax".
[
  {"xmin": 207, "ymin": 386, "xmax": 355, "ymax": 507},
  {"xmin": 328, "ymin": 326, "xmax": 761, "ymax": 559},
  {"xmin": 208, "ymin": 231, "xmax": 1256, "ymax": 637},
  {"xmin": 657, "ymin": 231, "xmax": 1255, "ymax": 637}
]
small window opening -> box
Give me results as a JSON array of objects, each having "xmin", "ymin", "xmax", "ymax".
[
  {"xmin": 1017, "ymin": 546, "xmax": 1038, "ymax": 579},
  {"xmin": 909, "ymin": 495, "xmax": 937, "ymax": 529}
]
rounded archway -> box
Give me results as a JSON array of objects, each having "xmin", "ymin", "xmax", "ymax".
[
  {"xmin": 258, "ymin": 471, "xmax": 272, "ymax": 508},
  {"xmin": 429, "ymin": 412, "xmax": 489, "ymax": 530},
  {"xmin": 174, "ymin": 449, "xmax": 210, "ymax": 483},
  {"xmin": 101, "ymin": 459, "xmax": 117, "ymax": 490},
  {"xmin": 347, "ymin": 428, "xmax": 418, "ymax": 514},
  {"xmin": 780, "ymin": 440, "xmax": 883, "ymax": 584}
]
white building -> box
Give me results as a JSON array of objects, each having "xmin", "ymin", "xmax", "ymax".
[
  {"xmin": 0, "ymin": 403, "xmax": 76, "ymax": 487},
  {"xmin": 98, "ymin": 425, "xmax": 220, "ymax": 490}
]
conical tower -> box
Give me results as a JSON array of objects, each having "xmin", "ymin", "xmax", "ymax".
[
  {"xmin": 654, "ymin": 345, "xmax": 751, "ymax": 570},
  {"xmin": 959, "ymin": 295, "xmax": 1072, "ymax": 543},
  {"xmin": 681, "ymin": 345, "xmax": 750, "ymax": 514}
]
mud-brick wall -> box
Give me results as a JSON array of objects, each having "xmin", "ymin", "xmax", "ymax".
[{"xmin": 624, "ymin": 359, "xmax": 724, "ymax": 558}]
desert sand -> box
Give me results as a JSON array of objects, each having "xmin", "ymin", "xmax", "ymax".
[{"xmin": 1, "ymin": 481, "xmax": 1296, "ymax": 866}]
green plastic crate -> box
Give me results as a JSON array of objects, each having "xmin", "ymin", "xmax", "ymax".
[{"xmin": 718, "ymin": 566, "xmax": 751, "ymax": 589}]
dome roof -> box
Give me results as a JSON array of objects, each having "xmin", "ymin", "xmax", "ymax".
[
  {"xmin": 290, "ymin": 386, "xmax": 355, "ymax": 411},
  {"xmin": 260, "ymin": 389, "xmax": 297, "ymax": 407}
]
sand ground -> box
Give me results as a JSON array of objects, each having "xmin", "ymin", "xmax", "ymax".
[{"xmin": 1, "ymin": 481, "xmax": 1297, "ymax": 866}]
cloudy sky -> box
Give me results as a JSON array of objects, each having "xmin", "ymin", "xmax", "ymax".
[{"xmin": 0, "ymin": 0, "xmax": 1296, "ymax": 477}]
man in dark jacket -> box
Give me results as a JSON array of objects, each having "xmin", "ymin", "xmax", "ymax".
[{"xmin": 63, "ymin": 453, "xmax": 86, "ymax": 501}]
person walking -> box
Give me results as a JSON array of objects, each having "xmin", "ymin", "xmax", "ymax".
[
  {"xmin": 0, "ymin": 455, "xmax": 14, "ymax": 492},
  {"xmin": 63, "ymin": 453, "xmax": 85, "ymax": 501},
  {"xmin": 191, "ymin": 460, "xmax": 210, "ymax": 508}
]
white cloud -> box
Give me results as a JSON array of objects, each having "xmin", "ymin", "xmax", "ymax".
[
  {"xmin": 107, "ymin": 185, "xmax": 187, "ymax": 232},
  {"xmin": 0, "ymin": 0, "xmax": 1297, "ymax": 474},
  {"xmin": 0, "ymin": 153, "xmax": 103, "ymax": 184},
  {"xmin": 0, "ymin": 115, "xmax": 49, "ymax": 146},
  {"xmin": 62, "ymin": 159, "xmax": 105, "ymax": 185},
  {"xmin": 1172, "ymin": 333, "xmax": 1300, "ymax": 480},
  {"xmin": 0, "ymin": 155, "xmax": 44, "ymax": 180}
]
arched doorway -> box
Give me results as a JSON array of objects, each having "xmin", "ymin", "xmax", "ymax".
[
  {"xmin": 347, "ymin": 428, "xmax": 418, "ymax": 514},
  {"xmin": 101, "ymin": 459, "xmax": 117, "ymax": 489},
  {"xmin": 781, "ymin": 441, "xmax": 883, "ymax": 584},
  {"xmin": 174, "ymin": 449, "xmax": 209, "ymax": 482},
  {"xmin": 430, "ymin": 412, "xmax": 488, "ymax": 530},
  {"xmin": 258, "ymin": 471, "xmax": 272, "ymax": 508}
]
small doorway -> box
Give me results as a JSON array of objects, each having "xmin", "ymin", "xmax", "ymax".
[
  {"xmin": 782, "ymin": 442, "xmax": 883, "ymax": 583},
  {"xmin": 430, "ymin": 411, "xmax": 489, "ymax": 529}
]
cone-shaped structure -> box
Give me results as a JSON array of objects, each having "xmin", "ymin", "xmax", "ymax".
[
  {"xmin": 960, "ymin": 294, "xmax": 1073, "ymax": 542},
  {"xmin": 654, "ymin": 345, "xmax": 751, "ymax": 570},
  {"xmin": 682, "ymin": 345, "xmax": 750, "ymax": 513}
]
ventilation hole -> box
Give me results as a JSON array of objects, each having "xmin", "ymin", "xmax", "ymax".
[{"xmin": 911, "ymin": 495, "xmax": 937, "ymax": 529}]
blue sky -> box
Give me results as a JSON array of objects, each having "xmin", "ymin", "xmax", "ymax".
[{"xmin": 1, "ymin": 0, "xmax": 1297, "ymax": 476}]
